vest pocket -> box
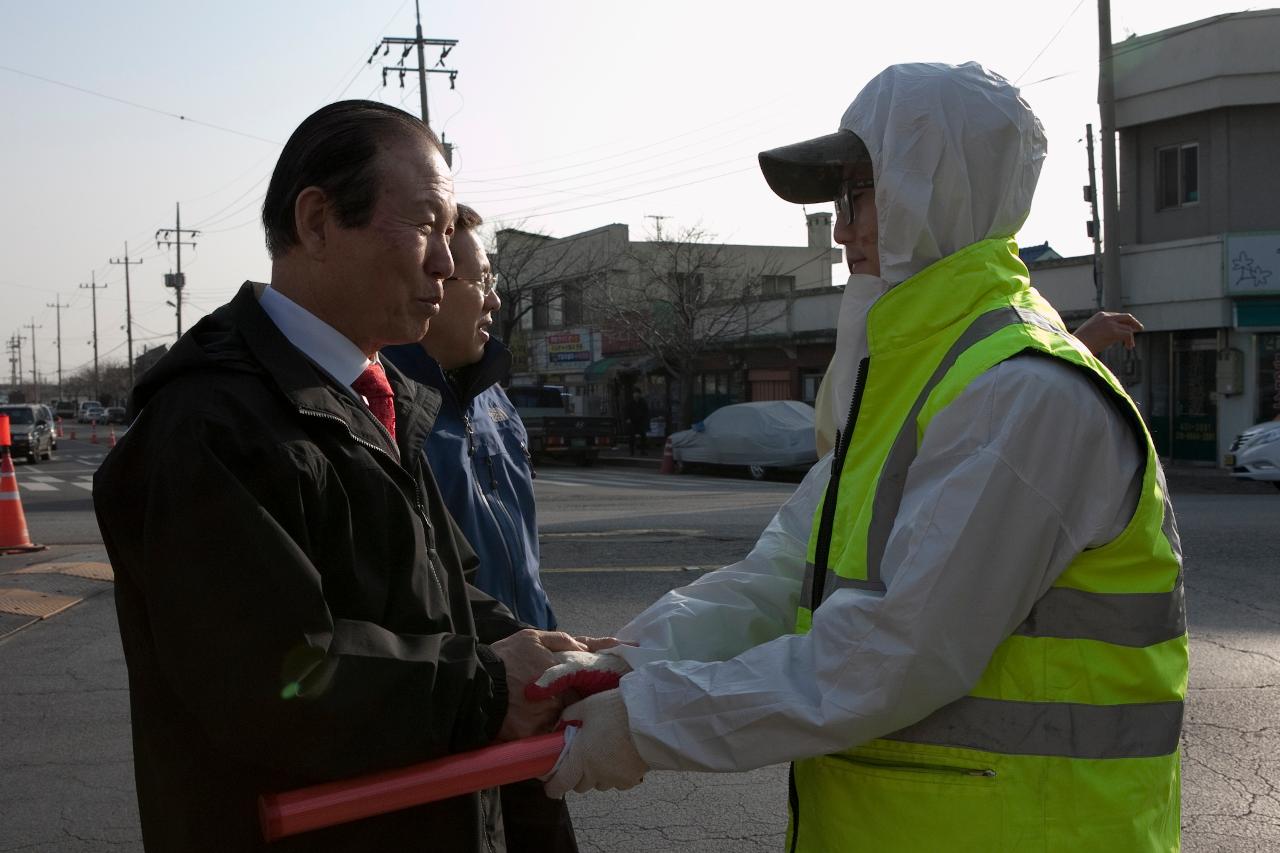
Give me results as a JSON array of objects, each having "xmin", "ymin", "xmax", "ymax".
[{"xmin": 795, "ymin": 744, "xmax": 1005, "ymax": 852}]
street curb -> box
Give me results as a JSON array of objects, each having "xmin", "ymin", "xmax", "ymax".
[{"xmin": 596, "ymin": 454, "xmax": 663, "ymax": 470}]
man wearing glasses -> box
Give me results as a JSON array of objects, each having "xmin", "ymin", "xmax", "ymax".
[
  {"xmin": 542, "ymin": 63, "xmax": 1184, "ymax": 853},
  {"xmin": 383, "ymin": 204, "xmax": 579, "ymax": 853}
]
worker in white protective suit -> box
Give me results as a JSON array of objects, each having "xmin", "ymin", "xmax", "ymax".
[{"xmin": 543, "ymin": 62, "xmax": 1186, "ymax": 853}]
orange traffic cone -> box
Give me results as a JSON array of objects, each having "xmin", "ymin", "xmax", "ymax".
[
  {"xmin": 90, "ymin": 421, "xmax": 98, "ymax": 445},
  {"xmin": 0, "ymin": 451, "xmax": 46, "ymax": 554},
  {"xmin": 108, "ymin": 427, "xmax": 117, "ymax": 448},
  {"xmin": 660, "ymin": 437, "xmax": 675, "ymax": 475},
  {"xmin": 55, "ymin": 417, "xmax": 64, "ymax": 439},
  {"xmin": 69, "ymin": 427, "xmax": 77, "ymax": 440}
]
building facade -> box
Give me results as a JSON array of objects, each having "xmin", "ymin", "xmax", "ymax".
[
  {"xmin": 1109, "ymin": 10, "xmax": 1280, "ymax": 463},
  {"xmin": 498, "ymin": 214, "xmax": 842, "ymax": 430}
]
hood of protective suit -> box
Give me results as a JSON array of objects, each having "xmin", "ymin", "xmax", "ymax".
[{"xmin": 843, "ymin": 62, "xmax": 1046, "ymax": 283}]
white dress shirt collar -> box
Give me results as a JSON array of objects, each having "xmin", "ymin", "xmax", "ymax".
[{"xmin": 259, "ymin": 284, "xmax": 374, "ymax": 393}]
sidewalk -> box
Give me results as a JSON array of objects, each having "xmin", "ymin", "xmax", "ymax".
[
  {"xmin": 0, "ymin": 544, "xmax": 113, "ymax": 641},
  {"xmin": 597, "ymin": 446, "xmax": 664, "ymax": 470},
  {"xmin": 1162, "ymin": 462, "xmax": 1278, "ymax": 495},
  {"xmin": 597, "ymin": 446, "xmax": 1278, "ymax": 495}
]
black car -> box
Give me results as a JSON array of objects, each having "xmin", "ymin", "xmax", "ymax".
[
  {"xmin": 105, "ymin": 406, "xmax": 128, "ymax": 425},
  {"xmin": 1, "ymin": 404, "xmax": 55, "ymax": 463}
]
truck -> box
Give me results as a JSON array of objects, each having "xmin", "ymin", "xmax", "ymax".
[{"xmin": 507, "ymin": 384, "xmax": 614, "ymax": 466}]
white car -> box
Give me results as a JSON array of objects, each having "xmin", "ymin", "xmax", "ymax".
[
  {"xmin": 670, "ymin": 400, "xmax": 817, "ymax": 480},
  {"xmin": 1227, "ymin": 420, "xmax": 1280, "ymax": 490}
]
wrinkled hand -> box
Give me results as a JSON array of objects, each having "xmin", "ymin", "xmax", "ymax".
[
  {"xmin": 490, "ymin": 629, "xmax": 588, "ymax": 741},
  {"xmin": 526, "ymin": 650, "xmax": 632, "ymax": 701},
  {"xmin": 1074, "ymin": 311, "xmax": 1143, "ymax": 355},
  {"xmin": 574, "ymin": 635, "xmax": 625, "ymax": 652},
  {"xmin": 544, "ymin": 690, "xmax": 648, "ymax": 798}
]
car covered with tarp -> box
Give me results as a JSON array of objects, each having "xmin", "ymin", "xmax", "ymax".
[{"xmin": 670, "ymin": 400, "xmax": 817, "ymax": 479}]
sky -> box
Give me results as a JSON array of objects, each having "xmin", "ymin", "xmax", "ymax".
[{"xmin": 0, "ymin": 0, "xmax": 1255, "ymax": 391}]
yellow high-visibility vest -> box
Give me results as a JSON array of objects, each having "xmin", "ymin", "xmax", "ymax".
[{"xmin": 790, "ymin": 237, "xmax": 1185, "ymax": 853}]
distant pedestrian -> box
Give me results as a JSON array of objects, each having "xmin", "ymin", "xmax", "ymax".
[{"xmin": 625, "ymin": 388, "xmax": 650, "ymax": 455}]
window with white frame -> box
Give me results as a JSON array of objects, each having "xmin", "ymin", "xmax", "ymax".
[{"xmin": 1156, "ymin": 143, "xmax": 1198, "ymax": 209}]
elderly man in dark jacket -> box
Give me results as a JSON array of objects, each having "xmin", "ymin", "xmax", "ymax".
[{"xmin": 94, "ymin": 101, "xmax": 587, "ymax": 853}]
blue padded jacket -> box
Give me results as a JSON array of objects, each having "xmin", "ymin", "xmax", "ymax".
[{"xmin": 383, "ymin": 340, "xmax": 556, "ymax": 630}]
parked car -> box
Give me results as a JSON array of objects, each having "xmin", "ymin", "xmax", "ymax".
[
  {"xmin": 670, "ymin": 400, "xmax": 817, "ymax": 480},
  {"xmin": 1227, "ymin": 420, "xmax": 1280, "ymax": 490},
  {"xmin": 508, "ymin": 384, "xmax": 614, "ymax": 466},
  {"xmin": 104, "ymin": 407, "xmax": 128, "ymax": 425},
  {"xmin": 78, "ymin": 401, "xmax": 104, "ymax": 423},
  {"xmin": 1, "ymin": 404, "xmax": 54, "ymax": 463},
  {"xmin": 82, "ymin": 406, "xmax": 107, "ymax": 425},
  {"xmin": 39, "ymin": 404, "xmax": 58, "ymax": 450}
]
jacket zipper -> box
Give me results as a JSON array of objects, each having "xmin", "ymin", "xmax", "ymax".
[
  {"xmin": 297, "ymin": 407, "xmax": 445, "ymax": 597},
  {"xmin": 463, "ymin": 412, "xmax": 523, "ymax": 623},
  {"xmin": 809, "ymin": 356, "xmax": 869, "ymax": 610},
  {"xmin": 830, "ymin": 753, "xmax": 997, "ymax": 778}
]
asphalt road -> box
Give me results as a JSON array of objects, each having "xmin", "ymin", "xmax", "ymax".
[{"xmin": 0, "ymin": 455, "xmax": 1277, "ymax": 851}]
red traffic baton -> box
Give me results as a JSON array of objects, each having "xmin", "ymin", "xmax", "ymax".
[{"xmin": 259, "ymin": 730, "xmax": 566, "ymax": 842}]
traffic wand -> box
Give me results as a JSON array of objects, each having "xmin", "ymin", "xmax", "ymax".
[{"xmin": 259, "ymin": 730, "xmax": 566, "ymax": 842}]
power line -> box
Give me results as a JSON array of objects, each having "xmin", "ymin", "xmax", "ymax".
[
  {"xmin": 0, "ymin": 64, "xmax": 281, "ymax": 146},
  {"xmin": 490, "ymin": 165, "xmax": 755, "ymax": 223},
  {"xmin": 1014, "ymin": 0, "xmax": 1088, "ymax": 84}
]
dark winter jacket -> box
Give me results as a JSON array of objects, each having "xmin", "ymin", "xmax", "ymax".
[
  {"xmin": 383, "ymin": 340, "xmax": 556, "ymax": 630},
  {"xmin": 94, "ymin": 282, "xmax": 522, "ymax": 853}
]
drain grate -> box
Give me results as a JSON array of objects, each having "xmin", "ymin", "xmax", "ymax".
[
  {"xmin": 0, "ymin": 588, "xmax": 82, "ymax": 619},
  {"xmin": 14, "ymin": 562, "xmax": 114, "ymax": 582}
]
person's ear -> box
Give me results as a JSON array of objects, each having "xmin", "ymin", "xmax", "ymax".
[{"xmin": 293, "ymin": 186, "xmax": 330, "ymax": 260}]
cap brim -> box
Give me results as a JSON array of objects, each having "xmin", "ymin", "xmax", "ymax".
[{"xmin": 757, "ymin": 130, "xmax": 871, "ymax": 204}]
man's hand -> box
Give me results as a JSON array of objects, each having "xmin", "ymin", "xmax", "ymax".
[
  {"xmin": 543, "ymin": 690, "xmax": 648, "ymax": 798},
  {"xmin": 1074, "ymin": 311, "xmax": 1143, "ymax": 355},
  {"xmin": 490, "ymin": 629, "xmax": 588, "ymax": 741},
  {"xmin": 574, "ymin": 635, "xmax": 624, "ymax": 652}
]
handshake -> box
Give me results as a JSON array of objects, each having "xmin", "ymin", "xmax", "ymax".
[{"xmin": 490, "ymin": 629, "xmax": 648, "ymax": 798}]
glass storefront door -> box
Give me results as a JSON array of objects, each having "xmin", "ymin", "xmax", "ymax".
[{"xmin": 1171, "ymin": 332, "xmax": 1218, "ymax": 462}]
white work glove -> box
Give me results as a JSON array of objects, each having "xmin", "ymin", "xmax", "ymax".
[
  {"xmin": 525, "ymin": 650, "xmax": 631, "ymax": 701},
  {"xmin": 543, "ymin": 689, "xmax": 648, "ymax": 798}
]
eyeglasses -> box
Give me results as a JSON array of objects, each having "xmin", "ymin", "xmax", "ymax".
[
  {"xmin": 445, "ymin": 271, "xmax": 497, "ymax": 296},
  {"xmin": 834, "ymin": 178, "xmax": 873, "ymax": 225}
]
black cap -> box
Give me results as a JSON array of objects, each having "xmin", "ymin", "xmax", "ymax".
[{"xmin": 757, "ymin": 129, "xmax": 872, "ymax": 204}]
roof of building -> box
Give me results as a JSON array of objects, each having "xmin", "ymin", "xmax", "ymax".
[{"xmin": 1018, "ymin": 242, "xmax": 1062, "ymax": 263}]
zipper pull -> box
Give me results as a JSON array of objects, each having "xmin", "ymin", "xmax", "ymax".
[{"xmin": 464, "ymin": 415, "xmax": 475, "ymax": 456}]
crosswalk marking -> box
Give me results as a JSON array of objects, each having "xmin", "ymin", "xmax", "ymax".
[{"xmin": 20, "ymin": 482, "xmax": 58, "ymax": 492}]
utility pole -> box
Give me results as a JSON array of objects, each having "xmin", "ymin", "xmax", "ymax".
[
  {"xmin": 80, "ymin": 272, "xmax": 107, "ymax": 401},
  {"xmin": 46, "ymin": 296, "xmax": 70, "ymax": 403},
  {"xmin": 1084, "ymin": 124, "xmax": 1103, "ymax": 310},
  {"xmin": 1097, "ymin": 0, "xmax": 1123, "ymax": 312},
  {"xmin": 27, "ymin": 319, "xmax": 41, "ymax": 401},
  {"xmin": 156, "ymin": 203, "xmax": 199, "ymax": 341},
  {"xmin": 110, "ymin": 242, "xmax": 144, "ymax": 389},
  {"xmin": 645, "ymin": 214, "xmax": 670, "ymax": 241},
  {"xmin": 6, "ymin": 335, "xmax": 22, "ymax": 390},
  {"xmin": 371, "ymin": 0, "xmax": 459, "ymax": 164}
]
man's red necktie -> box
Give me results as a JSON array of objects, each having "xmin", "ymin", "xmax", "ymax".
[{"xmin": 353, "ymin": 361, "xmax": 396, "ymax": 443}]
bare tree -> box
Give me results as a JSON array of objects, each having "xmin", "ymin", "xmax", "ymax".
[
  {"xmin": 591, "ymin": 223, "xmax": 787, "ymax": 430},
  {"xmin": 487, "ymin": 223, "xmax": 624, "ymax": 358}
]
